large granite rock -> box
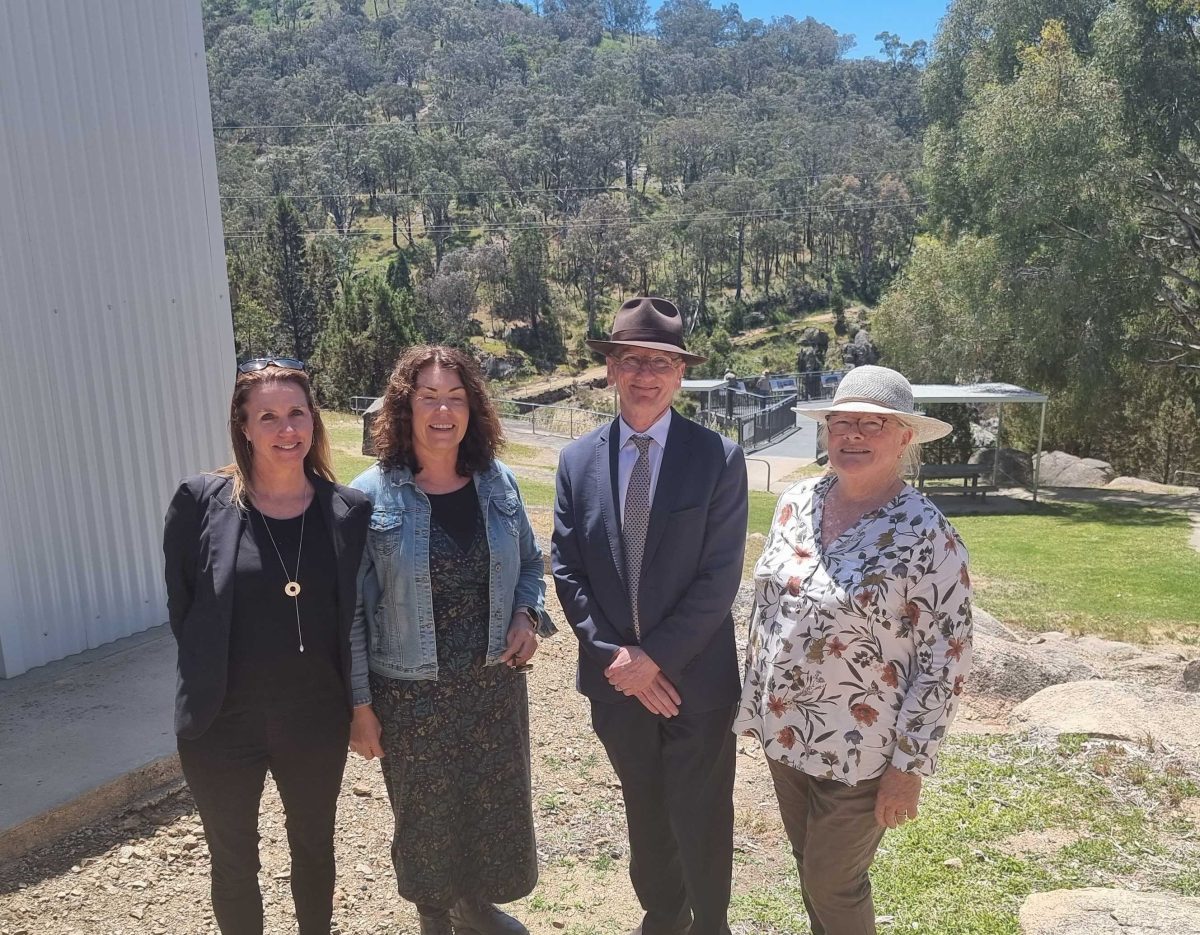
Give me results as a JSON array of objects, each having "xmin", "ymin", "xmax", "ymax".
[
  {"xmin": 1036, "ymin": 451, "xmax": 1115, "ymax": 487},
  {"xmin": 970, "ymin": 613, "xmax": 1190, "ymax": 702},
  {"xmin": 970, "ymin": 633, "xmax": 1101, "ymax": 701},
  {"xmin": 969, "ymin": 447, "xmax": 1033, "ymax": 485},
  {"xmin": 1011, "ymin": 681, "xmax": 1200, "ymax": 766},
  {"xmin": 1106, "ymin": 475, "xmax": 1200, "ymax": 496},
  {"xmin": 1019, "ymin": 887, "xmax": 1200, "ymax": 934}
]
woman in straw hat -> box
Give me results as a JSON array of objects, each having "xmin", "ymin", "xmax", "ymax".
[{"xmin": 734, "ymin": 365, "xmax": 973, "ymax": 935}]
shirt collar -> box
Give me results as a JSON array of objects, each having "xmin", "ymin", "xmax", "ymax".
[{"xmin": 618, "ymin": 407, "xmax": 673, "ymax": 450}]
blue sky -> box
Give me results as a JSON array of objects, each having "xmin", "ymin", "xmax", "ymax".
[{"xmin": 725, "ymin": 0, "xmax": 951, "ymax": 58}]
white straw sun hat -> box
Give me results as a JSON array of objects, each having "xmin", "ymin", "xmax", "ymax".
[{"xmin": 794, "ymin": 365, "xmax": 952, "ymax": 443}]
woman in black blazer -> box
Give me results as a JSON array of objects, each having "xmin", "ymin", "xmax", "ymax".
[{"xmin": 163, "ymin": 359, "xmax": 370, "ymax": 935}]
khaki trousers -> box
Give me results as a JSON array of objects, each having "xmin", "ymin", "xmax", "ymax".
[{"xmin": 767, "ymin": 757, "xmax": 887, "ymax": 935}]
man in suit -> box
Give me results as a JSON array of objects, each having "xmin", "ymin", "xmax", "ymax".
[{"xmin": 552, "ymin": 297, "xmax": 748, "ymax": 935}]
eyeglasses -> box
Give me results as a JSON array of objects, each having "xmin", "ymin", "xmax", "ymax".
[
  {"xmin": 237, "ymin": 358, "xmax": 305, "ymax": 374},
  {"xmin": 827, "ymin": 415, "xmax": 889, "ymax": 436},
  {"xmin": 614, "ymin": 354, "xmax": 681, "ymax": 374}
]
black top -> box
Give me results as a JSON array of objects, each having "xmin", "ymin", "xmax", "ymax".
[
  {"xmin": 426, "ymin": 481, "xmax": 480, "ymax": 553},
  {"xmin": 225, "ymin": 500, "xmax": 342, "ymax": 709}
]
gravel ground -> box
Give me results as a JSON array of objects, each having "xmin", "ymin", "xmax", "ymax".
[{"xmin": 0, "ymin": 527, "xmax": 793, "ymax": 935}]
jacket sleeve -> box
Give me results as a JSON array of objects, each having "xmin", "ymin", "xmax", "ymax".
[
  {"xmin": 551, "ymin": 458, "xmax": 625, "ymax": 665},
  {"xmin": 638, "ymin": 442, "xmax": 748, "ymax": 686},
  {"xmin": 162, "ymin": 479, "xmax": 200, "ymax": 642},
  {"xmin": 348, "ymin": 474, "xmax": 377, "ymax": 707},
  {"xmin": 348, "ymin": 544, "xmax": 375, "ymax": 707}
]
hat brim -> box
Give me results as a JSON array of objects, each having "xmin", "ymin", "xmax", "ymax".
[
  {"xmin": 793, "ymin": 400, "xmax": 953, "ymax": 443},
  {"xmin": 585, "ymin": 338, "xmax": 707, "ymax": 365}
]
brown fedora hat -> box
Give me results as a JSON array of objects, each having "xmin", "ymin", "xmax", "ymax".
[{"xmin": 585, "ymin": 296, "xmax": 707, "ymax": 365}]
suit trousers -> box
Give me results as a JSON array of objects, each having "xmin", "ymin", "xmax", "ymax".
[
  {"xmin": 591, "ymin": 700, "xmax": 737, "ymax": 935},
  {"xmin": 178, "ymin": 703, "xmax": 350, "ymax": 935},
  {"xmin": 767, "ymin": 757, "xmax": 887, "ymax": 935}
]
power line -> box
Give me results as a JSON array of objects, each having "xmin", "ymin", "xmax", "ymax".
[
  {"xmin": 220, "ymin": 196, "xmax": 930, "ymax": 239},
  {"xmin": 216, "ymin": 168, "xmax": 919, "ymax": 203},
  {"xmin": 211, "ymin": 108, "xmax": 882, "ymax": 132}
]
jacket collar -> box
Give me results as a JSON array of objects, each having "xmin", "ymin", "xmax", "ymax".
[{"xmin": 384, "ymin": 460, "xmax": 502, "ymax": 492}]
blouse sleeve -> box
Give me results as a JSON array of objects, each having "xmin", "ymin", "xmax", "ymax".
[{"xmin": 891, "ymin": 516, "xmax": 973, "ymax": 776}]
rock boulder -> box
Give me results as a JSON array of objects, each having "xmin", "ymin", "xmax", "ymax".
[
  {"xmin": 1011, "ymin": 681, "xmax": 1200, "ymax": 766},
  {"xmin": 1019, "ymin": 887, "xmax": 1200, "ymax": 934},
  {"xmin": 969, "ymin": 447, "xmax": 1033, "ymax": 485},
  {"xmin": 1036, "ymin": 451, "xmax": 1114, "ymax": 487},
  {"xmin": 970, "ymin": 633, "xmax": 1101, "ymax": 702}
]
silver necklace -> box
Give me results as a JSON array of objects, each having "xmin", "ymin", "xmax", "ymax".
[{"xmin": 255, "ymin": 492, "xmax": 310, "ymax": 653}]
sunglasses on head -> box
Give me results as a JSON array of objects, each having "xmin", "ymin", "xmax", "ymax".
[{"xmin": 237, "ymin": 357, "xmax": 305, "ymax": 374}]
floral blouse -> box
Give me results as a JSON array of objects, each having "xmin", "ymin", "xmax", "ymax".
[{"xmin": 734, "ymin": 474, "xmax": 972, "ymax": 785}]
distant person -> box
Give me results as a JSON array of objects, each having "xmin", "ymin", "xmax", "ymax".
[
  {"xmin": 163, "ymin": 358, "xmax": 371, "ymax": 935},
  {"xmin": 348, "ymin": 345, "xmax": 553, "ymax": 935},
  {"xmin": 552, "ymin": 297, "xmax": 748, "ymax": 935},
  {"xmin": 756, "ymin": 368, "xmax": 772, "ymax": 408},
  {"xmin": 736, "ymin": 365, "xmax": 973, "ymax": 935}
]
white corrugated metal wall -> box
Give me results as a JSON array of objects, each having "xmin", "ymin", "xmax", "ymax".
[{"xmin": 0, "ymin": 0, "xmax": 233, "ymax": 677}]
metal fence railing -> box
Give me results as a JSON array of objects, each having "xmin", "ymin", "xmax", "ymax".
[
  {"xmin": 496, "ymin": 399, "xmax": 613, "ymax": 440},
  {"xmin": 698, "ymin": 393, "xmax": 799, "ymax": 452},
  {"xmin": 349, "ymin": 396, "xmax": 377, "ymax": 414}
]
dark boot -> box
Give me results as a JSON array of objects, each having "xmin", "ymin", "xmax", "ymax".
[
  {"xmin": 448, "ymin": 896, "xmax": 528, "ymax": 935},
  {"xmin": 418, "ymin": 909, "xmax": 455, "ymax": 935}
]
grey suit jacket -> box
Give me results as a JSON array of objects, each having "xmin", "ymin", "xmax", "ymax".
[{"xmin": 551, "ymin": 410, "xmax": 748, "ymax": 711}]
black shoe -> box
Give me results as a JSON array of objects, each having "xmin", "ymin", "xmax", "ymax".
[
  {"xmin": 449, "ymin": 897, "xmax": 529, "ymax": 935},
  {"xmin": 419, "ymin": 910, "xmax": 455, "ymax": 935}
]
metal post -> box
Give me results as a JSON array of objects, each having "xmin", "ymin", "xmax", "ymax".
[
  {"xmin": 569, "ymin": 407, "xmax": 574, "ymax": 438},
  {"xmin": 1031, "ymin": 400, "xmax": 1047, "ymax": 503},
  {"xmin": 992, "ymin": 404, "xmax": 1004, "ymax": 489}
]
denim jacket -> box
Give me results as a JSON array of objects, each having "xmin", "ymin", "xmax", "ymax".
[{"xmin": 349, "ymin": 459, "xmax": 555, "ymax": 703}]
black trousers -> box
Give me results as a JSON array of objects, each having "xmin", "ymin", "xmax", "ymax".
[
  {"xmin": 177, "ymin": 703, "xmax": 350, "ymax": 935},
  {"xmin": 591, "ymin": 700, "xmax": 737, "ymax": 935}
]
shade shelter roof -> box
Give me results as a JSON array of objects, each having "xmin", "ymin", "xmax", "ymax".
[
  {"xmin": 910, "ymin": 382, "xmax": 1048, "ymax": 405},
  {"xmin": 681, "ymin": 379, "xmax": 730, "ymax": 392},
  {"xmin": 793, "ymin": 378, "xmax": 1051, "ymax": 501}
]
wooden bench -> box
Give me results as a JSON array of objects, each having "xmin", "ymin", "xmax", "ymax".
[{"xmin": 917, "ymin": 463, "xmax": 995, "ymax": 498}]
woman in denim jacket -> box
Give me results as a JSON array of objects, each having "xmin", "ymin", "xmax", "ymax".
[{"xmin": 348, "ymin": 345, "xmax": 554, "ymax": 935}]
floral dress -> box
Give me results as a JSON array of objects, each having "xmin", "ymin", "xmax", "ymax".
[
  {"xmin": 370, "ymin": 513, "xmax": 537, "ymax": 908},
  {"xmin": 734, "ymin": 475, "xmax": 973, "ymax": 785}
]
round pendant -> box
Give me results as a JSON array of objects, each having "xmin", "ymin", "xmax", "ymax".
[{"xmin": 284, "ymin": 581, "xmax": 301, "ymax": 598}]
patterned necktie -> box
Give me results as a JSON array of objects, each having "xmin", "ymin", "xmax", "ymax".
[{"xmin": 622, "ymin": 434, "xmax": 653, "ymax": 642}]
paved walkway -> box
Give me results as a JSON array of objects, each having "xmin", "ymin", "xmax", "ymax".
[{"xmin": 0, "ymin": 625, "xmax": 179, "ymax": 861}]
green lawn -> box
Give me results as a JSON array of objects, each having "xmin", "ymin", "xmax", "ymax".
[
  {"xmin": 744, "ymin": 492, "xmax": 1197, "ymax": 647},
  {"xmin": 952, "ymin": 502, "xmax": 1200, "ymax": 644},
  {"xmin": 733, "ymin": 732, "xmax": 1200, "ymax": 934}
]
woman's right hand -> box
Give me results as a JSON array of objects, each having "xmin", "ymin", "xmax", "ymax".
[{"xmin": 349, "ymin": 704, "xmax": 385, "ymax": 760}]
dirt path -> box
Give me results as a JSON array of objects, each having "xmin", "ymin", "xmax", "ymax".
[{"xmin": 0, "ymin": 557, "xmax": 793, "ymax": 935}]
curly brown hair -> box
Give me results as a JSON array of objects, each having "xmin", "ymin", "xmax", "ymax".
[{"xmin": 372, "ymin": 345, "xmax": 504, "ymax": 475}]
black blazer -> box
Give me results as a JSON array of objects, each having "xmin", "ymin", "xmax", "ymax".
[
  {"xmin": 163, "ymin": 472, "xmax": 371, "ymax": 740},
  {"xmin": 552, "ymin": 411, "xmax": 748, "ymax": 712}
]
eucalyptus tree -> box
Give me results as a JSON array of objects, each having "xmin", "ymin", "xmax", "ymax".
[
  {"xmin": 264, "ymin": 196, "xmax": 318, "ymax": 361},
  {"xmin": 564, "ymin": 194, "xmax": 630, "ymax": 336}
]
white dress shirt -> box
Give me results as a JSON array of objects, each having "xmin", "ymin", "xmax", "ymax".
[{"xmin": 617, "ymin": 408, "xmax": 672, "ymax": 522}]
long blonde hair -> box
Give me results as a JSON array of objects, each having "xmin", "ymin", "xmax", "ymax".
[{"xmin": 219, "ymin": 365, "xmax": 336, "ymax": 508}]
